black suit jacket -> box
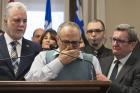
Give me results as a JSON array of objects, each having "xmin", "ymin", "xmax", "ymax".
[
  {"xmin": 81, "ymin": 44, "xmax": 112, "ymax": 61},
  {"xmin": 131, "ymin": 42, "xmax": 140, "ymax": 59},
  {"xmin": 0, "ymin": 35, "xmax": 40, "ymax": 80},
  {"xmin": 100, "ymin": 55, "xmax": 140, "ymax": 93}
]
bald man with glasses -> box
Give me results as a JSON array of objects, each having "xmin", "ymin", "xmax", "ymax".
[{"xmin": 25, "ymin": 22, "xmax": 102, "ymax": 81}]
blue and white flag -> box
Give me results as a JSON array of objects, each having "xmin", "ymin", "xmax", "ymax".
[
  {"xmin": 74, "ymin": 0, "xmax": 84, "ymax": 33},
  {"xmin": 44, "ymin": 0, "xmax": 52, "ymax": 30}
]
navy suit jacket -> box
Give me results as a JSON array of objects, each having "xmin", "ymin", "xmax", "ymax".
[
  {"xmin": 0, "ymin": 35, "xmax": 40, "ymax": 80},
  {"xmin": 100, "ymin": 55, "xmax": 140, "ymax": 93}
]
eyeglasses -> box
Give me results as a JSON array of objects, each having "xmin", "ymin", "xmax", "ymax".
[
  {"xmin": 111, "ymin": 37, "xmax": 129, "ymax": 44},
  {"xmin": 87, "ymin": 29, "xmax": 104, "ymax": 33},
  {"xmin": 59, "ymin": 37, "xmax": 80, "ymax": 47}
]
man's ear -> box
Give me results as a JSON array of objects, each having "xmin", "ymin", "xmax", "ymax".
[
  {"xmin": 131, "ymin": 41, "xmax": 138, "ymax": 49},
  {"xmin": 102, "ymin": 32, "xmax": 107, "ymax": 44},
  {"xmin": 103, "ymin": 31, "xmax": 106, "ymax": 38}
]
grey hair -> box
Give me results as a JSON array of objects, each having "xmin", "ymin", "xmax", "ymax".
[
  {"xmin": 57, "ymin": 21, "xmax": 81, "ymax": 36},
  {"xmin": 5, "ymin": 2, "xmax": 27, "ymax": 18},
  {"xmin": 115, "ymin": 24, "xmax": 138, "ymax": 42}
]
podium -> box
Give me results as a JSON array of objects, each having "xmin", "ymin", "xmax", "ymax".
[{"xmin": 0, "ymin": 80, "xmax": 110, "ymax": 93}]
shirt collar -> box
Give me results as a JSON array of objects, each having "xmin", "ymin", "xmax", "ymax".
[
  {"xmin": 4, "ymin": 32, "xmax": 22, "ymax": 46},
  {"xmin": 113, "ymin": 52, "xmax": 132, "ymax": 65}
]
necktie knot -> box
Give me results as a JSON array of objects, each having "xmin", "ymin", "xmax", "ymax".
[
  {"xmin": 10, "ymin": 41, "xmax": 18, "ymax": 47},
  {"xmin": 114, "ymin": 60, "xmax": 120, "ymax": 65},
  {"xmin": 93, "ymin": 50, "xmax": 98, "ymax": 56}
]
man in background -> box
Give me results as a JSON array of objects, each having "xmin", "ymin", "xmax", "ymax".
[
  {"xmin": 81, "ymin": 19, "xmax": 112, "ymax": 61},
  {"xmin": 32, "ymin": 28, "xmax": 44, "ymax": 44}
]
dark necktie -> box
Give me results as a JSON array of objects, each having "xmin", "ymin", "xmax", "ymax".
[
  {"xmin": 110, "ymin": 60, "xmax": 120, "ymax": 81},
  {"xmin": 93, "ymin": 50, "xmax": 98, "ymax": 57},
  {"xmin": 10, "ymin": 41, "xmax": 19, "ymax": 74}
]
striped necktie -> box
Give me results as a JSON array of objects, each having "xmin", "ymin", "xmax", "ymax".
[{"xmin": 10, "ymin": 41, "xmax": 19, "ymax": 74}]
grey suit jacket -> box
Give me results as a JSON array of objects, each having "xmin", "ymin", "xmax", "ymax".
[
  {"xmin": 0, "ymin": 35, "xmax": 40, "ymax": 80},
  {"xmin": 100, "ymin": 55, "xmax": 140, "ymax": 93}
]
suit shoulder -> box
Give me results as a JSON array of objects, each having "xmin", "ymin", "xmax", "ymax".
[
  {"xmin": 22, "ymin": 38, "xmax": 41, "ymax": 51},
  {"xmin": 23, "ymin": 39, "xmax": 40, "ymax": 47}
]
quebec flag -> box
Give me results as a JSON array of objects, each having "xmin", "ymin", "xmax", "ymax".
[
  {"xmin": 74, "ymin": 0, "xmax": 84, "ymax": 33},
  {"xmin": 44, "ymin": 0, "xmax": 52, "ymax": 30}
]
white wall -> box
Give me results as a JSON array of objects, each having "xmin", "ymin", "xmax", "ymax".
[
  {"xmin": 105, "ymin": 0, "xmax": 140, "ymax": 48},
  {"xmin": 15, "ymin": 0, "xmax": 65, "ymax": 40}
]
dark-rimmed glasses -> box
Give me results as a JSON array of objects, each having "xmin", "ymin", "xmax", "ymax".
[
  {"xmin": 86, "ymin": 29, "xmax": 104, "ymax": 33},
  {"xmin": 111, "ymin": 37, "xmax": 130, "ymax": 44},
  {"xmin": 59, "ymin": 36, "xmax": 80, "ymax": 47}
]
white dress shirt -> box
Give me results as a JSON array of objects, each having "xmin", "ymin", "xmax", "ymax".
[
  {"xmin": 25, "ymin": 50, "xmax": 102, "ymax": 81},
  {"xmin": 107, "ymin": 53, "xmax": 132, "ymax": 79},
  {"xmin": 4, "ymin": 33, "xmax": 22, "ymax": 64}
]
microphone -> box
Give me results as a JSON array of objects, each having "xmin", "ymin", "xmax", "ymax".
[
  {"xmin": 0, "ymin": 53, "xmax": 34, "ymax": 61},
  {"xmin": 50, "ymin": 45, "xmax": 96, "ymax": 80},
  {"xmin": 49, "ymin": 44, "xmax": 58, "ymax": 50}
]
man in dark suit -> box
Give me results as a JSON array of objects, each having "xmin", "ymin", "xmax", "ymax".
[
  {"xmin": 81, "ymin": 19, "xmax": 112, "ymax": 61},
  {"xmin": 0, "ymin": 2, "xmax": 40, "ymax": 80},
  {"xmin": 97, "ymin": 24, "xmax": 140, "ymax": 93}
]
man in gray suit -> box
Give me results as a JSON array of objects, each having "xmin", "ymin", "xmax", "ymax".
[
  {"xmin": 0, "ymin": 2, "xmax": 40, "ymax": 80},
  {"xmin": 96, "ymin": 24, "xmax": 140, "ymax": 93}
]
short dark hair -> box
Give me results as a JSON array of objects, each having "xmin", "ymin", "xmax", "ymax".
[
  {"xmin": 88, "ymin": 19, "xmax": 105, "ymax": 31},
  {"xmin": 40, "ymin": 29, "xmax": 57, "ymax": 46}
]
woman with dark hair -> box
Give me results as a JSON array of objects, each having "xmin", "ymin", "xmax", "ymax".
[{"xmin": 40, "ymin": 29, "xmax": 58, "ymax": 50}]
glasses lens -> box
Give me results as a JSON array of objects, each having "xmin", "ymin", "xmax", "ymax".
[
  {"xmin": 87, "ymin": 29, "xmax": 104, "ymax": 33},
  {"xmin": 62, "ymin": 40, "xmax": 80, "ymax": 46},
  {"xmin": 112, "ymin": 38, "xmax": 129, "ymax": 44}
]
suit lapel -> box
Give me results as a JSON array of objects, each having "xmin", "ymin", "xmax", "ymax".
[
  {"xmin": 17, "ymin": 38, "xmax": 33, "ymax": 77},
  {"xmin": 0, "ymin": 35, "xmax": 15, "ymax": 76},
  {"xmin": 116, "ymin": 56, "xmax": 137, "ymax": 82},
  {"xmin": 0, "ymin": 35, "xmax": 10, "ymax": 59},
  {"xmin": 100, "ymin": 56, "xmax": 114, "ymax": 76}
]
